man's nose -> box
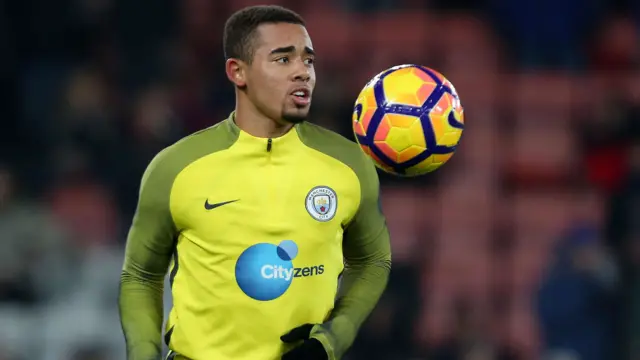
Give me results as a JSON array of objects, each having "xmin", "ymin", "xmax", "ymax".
[
  {"xmin": 294, "ymin": 72, "xmax": 310, "ymax": 82},
  {"xmin": 292, "ymin": 62, "xmax": 310, "ymax": 82}
]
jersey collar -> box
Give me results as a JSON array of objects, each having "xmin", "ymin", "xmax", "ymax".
[{"xmin": 225, "ymin": 111, "xmax": 303, "ymax": 151}]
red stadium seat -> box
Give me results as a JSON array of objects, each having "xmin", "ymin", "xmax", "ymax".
[
  {"xmin": 436, "ymin": 179, "xmax": 495, "ymax": 232},
  {"xmin": 510, "ymin": 191, "xmax": 573, "ymax": 238},
  {"xmin": 302, "ymin": 10, "xmax": 357, "ymax": 67},
  {"xmin": 508, "ymin": 73, "xmax": 578, "ymax": 117},
  {"xmin": 341, "ymin": 11, "xmax": 438, "ymax": 95},
  {"xmin": 436, "ymin": 13, "xmax": 502, "ymax": 73},
  {"xmin": 506, "ymin": 296, "xmax": 541, "ymax": 359},
  {"xmin": 429, "ymin": 241, "xmax": 492, "ymax": 303},
  {"xmin": 360, "ymin": 11, "xmax": 436, "ymax": 66},
  {"xmin": 510, "ymin": 243, "xmax": 551, "ymax": 294},
  {"xmin": 417, "ymin": 290, "xmax": 456, "ymax": 344},
  {"xmin": 380, "ymin": 187, "xmax": 430, "ymax": 263},
  {"xmin": 624, "ymin": 71, "xmax": 640, "ymax": 104},
  {"xmin": 456, "ymin": 120, "xmax": 500, "ymax": 170},
  {"xmin": 504, "ymin": 122, "xmax": 578, "ymax": 187},
  {"xmin": 447, "ymin": 72, "xmax": 500, "ymax": 113}
]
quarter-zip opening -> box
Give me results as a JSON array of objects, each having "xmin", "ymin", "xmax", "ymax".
[{"xmin": 265, "ymin": 137, "xmax": 275, "ymax": 225}]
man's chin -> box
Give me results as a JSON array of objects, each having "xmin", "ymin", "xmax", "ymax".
[{"xmin": 282, "ymin": 111, "xmax": 308, "ymax": 124}]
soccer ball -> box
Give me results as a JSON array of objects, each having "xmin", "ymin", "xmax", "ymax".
[{"xmin": 352, "ymin": 64, "xmax": 464, "ymax": 177}]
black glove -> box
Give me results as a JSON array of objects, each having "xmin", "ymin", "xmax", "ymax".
[{"xmin": 281, "ymin": 324, "xmax": 328, "ymax": 360}]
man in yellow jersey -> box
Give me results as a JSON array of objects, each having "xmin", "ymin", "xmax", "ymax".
[{"xmin": 118, "ymin": 5, "xmax": 392, "ymax": 360}]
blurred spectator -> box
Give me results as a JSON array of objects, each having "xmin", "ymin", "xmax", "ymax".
[
  {"xmin": 536, "ymin": 225, "xmax": 618, "ymax": 360},
  {"xmin": 488, "ymin": 0, "xmax": 602, "ymax": 70},
  {"xmin": 589, "ymin": 16, "xmax": 639, "ymax": 75},
  {"xmin": 580, "ymin": 90, "xmax": 638, "ymax": 195},
  {"xmin": 430, "ymin": 298, "xmax": 521, "ymax": 360},
  {"xmin": 112, "ymin": 82, "xmax": 185, "ymax": 222},
  {"xmin": 55, "ymin": 66, "xmax": 119, "ymax": 150},
  {"xmin": 48, "ymin": 173, "xmax": 119, "ymax": 249},
  {"xmin": 69, "ymin": 344, "xmax": 114, "ymax": 360},
  {"xmin": 581, "ymin": 87, "xmax": 640, "ymax": 360},
  {"xmin": 617, "ymin": 142, "xmax": 640, "ymax": 358},
  {"xmin": 0, "ymin": 347, "xmax": 25, "ymax": 360},
  {"xmin": 0, "ymin": 165, "xmax": 75, "ymax": 304}
]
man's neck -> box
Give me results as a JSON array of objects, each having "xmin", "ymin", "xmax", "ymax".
[{"xmin": 234, "ymin": 106, "xmax": 294, "ymax": 139}]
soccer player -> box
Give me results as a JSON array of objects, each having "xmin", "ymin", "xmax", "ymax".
[{"xmin": 118, "ymin": 5, "xmax": 392, "ymax": 360}]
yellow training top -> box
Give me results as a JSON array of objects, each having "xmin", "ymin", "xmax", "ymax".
[{"xmin": 119, "ymin": 112, "xmax": 391, "ymax": 360}]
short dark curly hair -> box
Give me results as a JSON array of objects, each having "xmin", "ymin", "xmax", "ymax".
[{"xmin": 223, "ymin": 5, "xmax": 306, "ymax": 63}]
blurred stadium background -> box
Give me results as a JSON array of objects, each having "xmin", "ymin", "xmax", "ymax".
[{"xmin": 1, "ymin": 0, "xmax": 639, "ymax": 359}]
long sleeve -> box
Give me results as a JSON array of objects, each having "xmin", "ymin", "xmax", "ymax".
[
  {"xmin": 310, "ymin": 158, "xmax": 392, "ymax": 360},
  {"xmin": 119, "ymin": 152, "xmax": 178, "ymax": 360}
]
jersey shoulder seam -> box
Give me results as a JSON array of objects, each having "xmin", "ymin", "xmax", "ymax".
[
  {"xmin": 149, "ymin": 120, "xmax": 238, "ymax": 229},
  {"xmin": 158, "ymin": 120, "xmax": 235, "ymax": 168},
  {"xmin": 299, "ymin": 122, "xmax": 369, "ymax": 177}
]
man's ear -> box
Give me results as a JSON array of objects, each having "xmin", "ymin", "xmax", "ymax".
[{"xmin": 226, "ymin": 58, "xmax": 247, "ymax": 88}]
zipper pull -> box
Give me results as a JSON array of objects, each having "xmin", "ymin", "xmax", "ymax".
[{"xmin": 267, "ymin": 138, "xmax": 272, "ymax": 152}]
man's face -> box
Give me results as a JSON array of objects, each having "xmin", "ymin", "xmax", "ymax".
[{"xmin": 244, "ymin": 23, "xmax": 316, "ymax": 124}]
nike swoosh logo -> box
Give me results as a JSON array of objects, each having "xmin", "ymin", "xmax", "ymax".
[{"xmin": 204, "ymin": 199, "xmax": 239, "ymax": 210}]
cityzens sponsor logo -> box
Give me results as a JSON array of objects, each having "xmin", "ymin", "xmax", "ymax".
[{"xmin": 235, "ymin": 240, "xmax": 324, "ymax": 301}]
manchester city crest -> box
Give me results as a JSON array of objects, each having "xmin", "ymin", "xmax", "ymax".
[{"xmin": 305, "ymin": 186, "xmax": 337, "ymax": 222}]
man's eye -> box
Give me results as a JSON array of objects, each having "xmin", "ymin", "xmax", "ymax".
[
  {"xmin": 276, "ymin": 57, "xmax": 289, "ymax": 63},
  {"xmin": 304, "ymin": 58, "xmax": 314, "ymax": 65}
]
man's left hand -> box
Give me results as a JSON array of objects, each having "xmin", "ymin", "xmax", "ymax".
[{"xmin": 281, "ymin": 324, "xmax": 328, "ymax": 360}]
